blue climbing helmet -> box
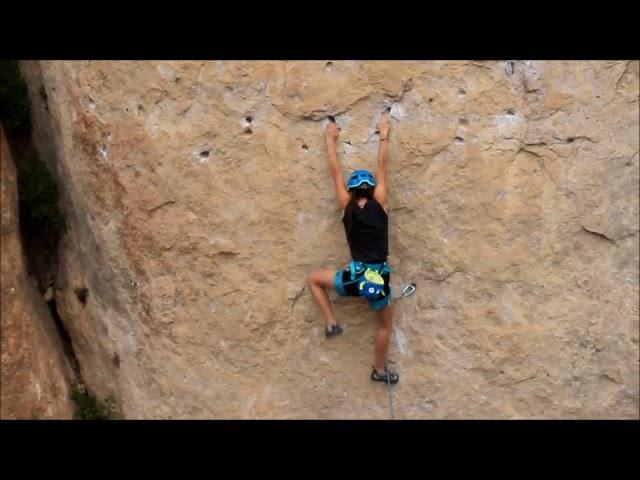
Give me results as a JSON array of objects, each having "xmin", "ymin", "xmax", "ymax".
[{"xmin": 347, "ymin": 169, "xmax": 377, "ymax": 191}]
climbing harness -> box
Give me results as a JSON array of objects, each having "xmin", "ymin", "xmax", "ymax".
[{"xmin": 343, "ymin": 261, "xmax": 393, "ymax": 292}]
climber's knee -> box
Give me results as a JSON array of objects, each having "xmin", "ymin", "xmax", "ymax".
[{"xmin": 307, "ymin": 268, "xmax": 335, "ymax": 290}]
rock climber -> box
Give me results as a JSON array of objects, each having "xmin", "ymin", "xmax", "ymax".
[{"xmin": 307, "ymin": 109, "xmax": 399, "ymax": 384}]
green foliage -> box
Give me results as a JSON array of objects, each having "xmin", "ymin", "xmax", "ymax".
[
  {"xmin": 17, "ymin": 155, "xmax": 65, "ymax": 237},
  {"xmin": 71, "ymin": 389, "xmax": 118, "ymax": 420},
  {"xmin": 0, "ymin": 60, "xmax": 30, "ymax": 135}
]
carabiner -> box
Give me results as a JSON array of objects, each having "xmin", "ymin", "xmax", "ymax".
[{"xmin": 398, "ymin": 283, "xmax": 416, "ymax": 299}]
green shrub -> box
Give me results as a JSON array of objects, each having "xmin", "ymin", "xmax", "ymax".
[
  {"xmin": 0, "ymin": 60, "xmax": 30, "ymax": 135},
  {"xmin": 71, "ymin": 389, "xmax": 118, "ymax": 420},
  {"xmin": 17, "ymin": 155, "xmax": 65, "ymax": 238}
]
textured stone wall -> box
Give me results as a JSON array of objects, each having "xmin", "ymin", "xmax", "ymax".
[{"xmin": 19, "ymin": 61, "xmax": 639, "ymax": 418}]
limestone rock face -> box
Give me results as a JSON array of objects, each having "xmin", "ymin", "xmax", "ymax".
[
  {"xmin": 0, "ymin": 124, "xmax": 74, "ymax": 419},
  {"xmin": 19, "ymin": 61, "xmax": 639, "ymax": 418}
]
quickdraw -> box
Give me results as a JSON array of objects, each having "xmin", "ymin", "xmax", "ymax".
[{"xmin": 395, "ymin": 282, "xmax": 416, "ymax": 300}]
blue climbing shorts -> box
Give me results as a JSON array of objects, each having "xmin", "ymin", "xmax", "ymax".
[{"xmin": 334, "ymin": 261, "xmax": 393, "ymax": 311}]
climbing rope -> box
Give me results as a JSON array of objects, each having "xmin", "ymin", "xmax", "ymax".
[
  {"xmin": 386, "ymin": 360, "xmax": 394, "ymax": 420},
  {"xmin": 386, "ymin": 282, "xmax": 417, "ymax": 420}
]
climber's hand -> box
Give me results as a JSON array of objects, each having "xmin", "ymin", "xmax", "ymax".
[
  {"xmin": 378, "ymin": 110, "xmax": 391, "ymax": 139},
  {"xmin": 325, "ymin": 117, "xmax": 341, "ymax": 142}
]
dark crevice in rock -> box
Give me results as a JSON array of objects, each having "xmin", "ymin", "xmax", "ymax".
[
  {"xmin": 46, "ymin": 296, "xmax": 82, "ymax": 386},
  {"xmin": 290, "ymin": 286, "xmax": 306, "ymax": 314},
  {"xmin": 614, "ymin": 61, "xmax": 633, "ymax": 91},
  {"xmin": 601, "ymin": 374, "xmax": 623, "ymax": 384},
  {"xmin": 581, "ymin": 226, "xmax": 616, "ymax": 245},
  {"xmin": 425, "ymin": 270, "xmax": 465, "ymax": 283},
  {"xmin": 553, "ymin": 135, "xmax": 597, "ymax": 144},
  {"xmin": 517, "ymin": 147, "xmax": 542, "ymax": 158},
  {"xmin": 10, "ymin": 134, "xmax": 88, "ymax": 400},
  {"xmin": 39, "ymin": 85, "xmax": 48, "ymax": 112},
  {"xmin": 147, "ymin": 198, "xmax": 177, "ymax": 214},
  {"xmin": 2, "ymin": 62, "xmax": 95, "ymax": 417},
  {"xmin": 74, "ymin": 286, "xmax": 89, "ymax": 305}
]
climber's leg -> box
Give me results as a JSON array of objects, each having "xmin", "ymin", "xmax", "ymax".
[
  {"xmin": 307, "ymin": 268, "xmax": 340, "ymax": 332},
  {"xmin": 373, "ymin": 303, "xmax": 394, "ymax": 373},
  {"xmin": 371, "ymin": 304, "xmax": 399, "ymax": 383}
]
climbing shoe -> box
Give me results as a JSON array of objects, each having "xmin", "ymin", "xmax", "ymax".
[
  {"xmin": 325, "ymin": 323, "xmax": 343, "ymax": 338},
  {"xmin": 371, "ymin": 366, "xmax": 399, "ymax": 384}
]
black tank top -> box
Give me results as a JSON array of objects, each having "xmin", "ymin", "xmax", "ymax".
[{"xmin": 342, "ymin": 198, "xmax": 389, "ymax": 263}]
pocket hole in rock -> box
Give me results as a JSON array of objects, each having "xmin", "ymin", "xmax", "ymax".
[{"xmin": 74, "ymin": 287, "xmax": 89, "ymax": 306}]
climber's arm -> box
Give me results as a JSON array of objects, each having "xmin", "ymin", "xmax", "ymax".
[
  {"xmin": 325, "ymin": 119, "xmax": 350, "ymax": 209},
  {"xmin": 373, "ymin": 111, "xmax": 391, "ymax": 207}
]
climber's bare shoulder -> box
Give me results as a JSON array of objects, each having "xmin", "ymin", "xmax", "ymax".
[{"xmin": 374, "ymin": 190, "xmax": 389, "ymax": 215}]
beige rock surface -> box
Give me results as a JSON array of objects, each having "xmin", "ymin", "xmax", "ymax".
[
  {"xmin": 18, "ymin": 60, "xmax": 639, "ymax": 418},
  {"xmin": 0, "ymin": 124, "xmax": 74, "ymax": 419}
]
